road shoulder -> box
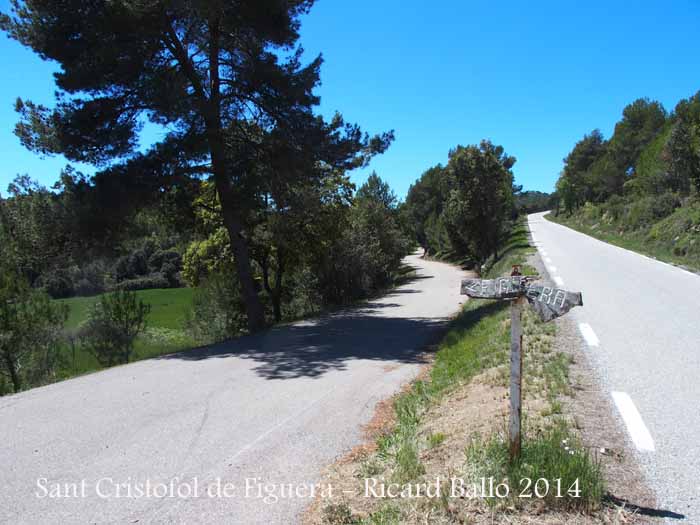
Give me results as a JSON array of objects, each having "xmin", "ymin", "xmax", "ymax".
[
  {"xmin": 527, "ymin": 246, "xmax": 661, "ymax": 523},
  {"xmin": 303, "ymin": 222, "xmax": 663, "ymax": 524}
]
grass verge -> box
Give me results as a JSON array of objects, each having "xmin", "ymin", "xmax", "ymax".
[
  {"xmin": 311, "ymin": 221, "xmax": 607, "ymax": 524},
  {"xmin": 547, "ymin": 205, "xmax": 700, "ymax": 273}
]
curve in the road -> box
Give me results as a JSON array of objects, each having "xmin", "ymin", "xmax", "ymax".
[{"xmin": 0, "ymin": 252, "xmax": 469, "ymax": 525}]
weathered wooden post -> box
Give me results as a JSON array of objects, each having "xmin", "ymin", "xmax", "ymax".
[
  {"xmin": 460, "ymin": 267, "xmax": 583, "ymax": 463},
  {"xmin": 509, "ymin": 266, "xmax": 524, "ymax": 460}
]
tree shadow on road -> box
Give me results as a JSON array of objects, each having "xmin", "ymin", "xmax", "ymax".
[
  {"xmin": 158, "ymin": 298, "xmax": 510, "ymax": 381},
  {"xmin": 158, "ymin": 308, "xmax": 449, "ymax": 380},
  {"xmin": 157, "ymin": 263, "xmax": 474, "ymax": 380}
]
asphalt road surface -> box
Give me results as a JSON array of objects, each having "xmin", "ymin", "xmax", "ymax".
[
  {"xmin": 528, "ymin": 211, "xmax": 700, "ymax": 522},
  {"xmin": 0, "ymin": 253, "xmax": 468, "ymax": 525}
]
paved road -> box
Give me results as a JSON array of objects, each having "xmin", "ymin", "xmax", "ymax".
[
  {"xmin": 0, "ymin": 253, "xmax": 468, "ymax": 524},
  {"xmin": 528, "ymin": 212, "xmax": 700, "ymax": 522}
]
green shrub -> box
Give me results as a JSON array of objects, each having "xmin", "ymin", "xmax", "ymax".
[
  {"xmin": 427, "ymin": 432, "xmax": 446, "ymax": 448},
  {"xmin": 322, "ymin": 503, "xmax": 361, "ymax": 525},
  {"xmin": 185, "ymin": 273, "xmax": 247, "ymax": 344},
  {"xmin": 0, "ymin": 267, "xmax": 68, "ymax": 392},
  {"xmin": 113, "ymin": 273, "xmax": 170, "ymax": 291},
  {"xmin": 601, "ymin": 194, "xmax": 625, "ymax": 222},
  {"xmin": 580, "ymin": 202, "xmax": 601, "ymax": 222},
  {"xmin": 147, "ymin": 249, "xmax": 182, "ymax": 274},
  {"xmin": 647, "ymin": 199, "xmax": 700, "ymax": 257},
  {"xmin": 624, "ymin": 193, "xmax": 680, "ymax": 230},
  {"xmin": 316, "ymin": 209, "xmax": 410, "ymax": 305},
  {"xmin": 181, "ymin": 228, "xmax": 234, "ymax": 287},
  {"xmin": 36, "ymin": 268, "xmax": 75, "ymax": 298},
  {"xmin": 79, "ymin": 290, "xmax": 150, "ymax": 366},
  {"xmin": 281, "ymin": 266, "xmax": 322, "ymax": 320}
]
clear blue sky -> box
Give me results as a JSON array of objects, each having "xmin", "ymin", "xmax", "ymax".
[{"xmin": 1, "ymin": 0, "xmax": 699, "ymax": 198}]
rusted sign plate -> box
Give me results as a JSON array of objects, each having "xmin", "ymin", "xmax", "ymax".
[
  {"xmin": 461, "ymin": 278, "xmax": 583, "ymax": 322},
  {"xmin": 524, "ymin": 285, "xmax": 583, "ymax": 322}
]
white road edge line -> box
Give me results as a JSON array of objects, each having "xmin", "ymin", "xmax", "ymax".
[
  {"xmin": 611, "ymin": 392, "xmax": 655, "ymax": 452},
  {"xmin": 553, "ymin": 276, "xmax": 564, "ymax": 286},
  {"xmin": 544, "ymin": 256, "xmax": 552, "ymax": 263},
  {"xmin": 578, "ymin": 322, "xmax": 599, "ymax": 347},
  {"xmin": 547, "ymin": 265, "xmax": 557, "ymax": 273},
  {"xmin": 539, "ymin": 211, "xmax": 700, "ymax": 280}
]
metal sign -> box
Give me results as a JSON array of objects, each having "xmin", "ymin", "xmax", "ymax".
[{"xmin": 460, "ymin": 268, "xmax": 583, "ymax": 461}]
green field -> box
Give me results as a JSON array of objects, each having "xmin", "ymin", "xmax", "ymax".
[
  {"xmin": 59, "ymin": 287, "xmax": 194, "ymax": 330},
  {"xmin": 55, "ymin": 288, "xmax": 196, "ymax": 377}
]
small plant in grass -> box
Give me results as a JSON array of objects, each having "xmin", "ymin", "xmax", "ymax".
[
  {"xmin": 322, "ymin": 503, "xmax": 361, "ymax": 525},
  {"xmin": 356, "ymin": 458, "xmax": 384, "ymax": 478},
  {"xmin": 541, "ymin": 399, "xmax": 563, "ymax": 416},
  {"xmin": 427, "ymin": 432, "xmax": 446, "ymax": 448},
  {"xmin": 543, "ymin": 353, "xmax": 573, "ymax": 398},
  {"xmin": 378, "ymin": 426, "xmax": 425, "ymax": 484},
  {"xmin": 465, "ymin": 422, "xmax": 604, "ymax": 511},
  {"xmin": 367, "ymin": 504, "xmax": 401, "ymax": 524},
  {"xmin": 393, "ymin": 438, "xmax": 425, "ymax": 483},
  {"xmin": 79, "ymin": 290, "xmax": 150, "ymax": 367}
]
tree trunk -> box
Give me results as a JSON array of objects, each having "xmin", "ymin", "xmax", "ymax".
[
  {"xmin": 215, "ymin": 179, "xmax": 267, "ymax": 332},
  {"xmin": 3, "ymin": 351, "xmax": 21, "ymax": 393},
  {"xmin": 260, "ymin": 250, "xmax": 284, "ymax": 323},
  {"xmin": 163, "ymin": 17, "xmax": 265, "ymax": 332},
  {"xmin": 205, "ymin": 110, "xmax": 266, "ymax": 332},
  {"xmin": 271, "ymin": 293, "xmax": 282, "ymax": 323},
  {"xmin": 202, "ymin": 17, "xmax": 265, "ymax": 333},
  {"xmin": 272, "ymin": 256, "xmax": 284, "ymax": 323}
]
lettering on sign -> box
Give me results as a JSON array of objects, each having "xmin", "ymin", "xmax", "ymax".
[{"xmin": 460, "ymin": 278, "xmax": 583, "ymax": 322}]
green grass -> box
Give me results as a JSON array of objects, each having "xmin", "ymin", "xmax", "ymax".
[
  {"xmin": 427, "ymin": 432, "xmax": 446, "ymax": 448},
  {"xmin": 375, "ymin": 224, "xmax": 534, "ymax": 485},
  {"xmin": 340, "ymin": 219, "xmax": 605, "ymax": 522},
  {"xmin": 55, "ymin": 288, "xmax": 195, "ymax": 379},
  {"xmin": 58, "ymin": 287, "xmax": 194, "ymax": 330},
  {"xmin": 465, "ymin": 422, "xmax": 604, "ymax": 512}
]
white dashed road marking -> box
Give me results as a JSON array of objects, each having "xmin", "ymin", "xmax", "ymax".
[
  {"xmin": 544, "ymin": 256, "xmax": 552, "ymax": 263},
  {"xmin": 553, "ymin": 276, "xmax": 564, "ymax": 286},
  {"xmin": 611, "ymin": 392, "xmax": 655, "ymax": 452},
  {"xmin": 578, "ymin": 322, "xmax": 600, "ymax": 347},
  {"xmin": 547, "ymin": 265, "xmax": 557, "ymax": 273}
]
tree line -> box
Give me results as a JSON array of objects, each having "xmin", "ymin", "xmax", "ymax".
[
  {"xmin": 0, "ymin": 0, "xmax": 413, "ymax": 393},
  {"xmin": 0, "ymin": 0, "xmax": 528, "ymax": 395},
  {"xmin": 552, "ymin": 92, "xmax": 700, "ymax": 270},
  {"xmin": 402, "ymin": 140, "xmax": 520, "ymax": 269},
  {"xmin": 555, "ymin": 93, "xmax": 700, "ymax": 213}
]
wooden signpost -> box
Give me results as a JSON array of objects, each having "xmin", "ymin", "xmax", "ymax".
[{"xmin": 460, "ymin": 266, "xmax": 583, "ymax": 461}]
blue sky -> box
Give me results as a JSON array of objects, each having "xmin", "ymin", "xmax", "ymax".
[{"xmin": 1, "ymin": 0, "xmax": 699, "ymax": 198}]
